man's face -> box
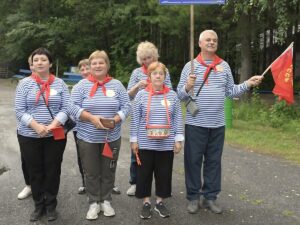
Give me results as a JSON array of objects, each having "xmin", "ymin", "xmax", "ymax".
[{"xmin": 199, "ymin": 32, "xmax": 218, "ymax": 53}]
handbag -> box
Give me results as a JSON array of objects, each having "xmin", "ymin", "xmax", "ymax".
[
  {"xmin": 184, "ymin": 68, "xmax": 212, "ymax": 116},
  {"xmin": 36, "ymin": 83, "xmax": 76, "ymax": 134},
  {"xmin": 145, "ymin": 91, "xmax": 171, "ymax": 139}
]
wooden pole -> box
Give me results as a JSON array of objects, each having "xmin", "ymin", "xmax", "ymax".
[
  {"xmin": 261, "ymin": 42, "xmax": 294, "ymax": 77},
  {"xmin": 190, "ymin": 5, "xmax": 194, "ymax": 74}
]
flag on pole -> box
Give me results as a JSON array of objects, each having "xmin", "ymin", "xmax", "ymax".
[{"xmin": 270, "ymin": 44, "xmax": 294, "ymax": 104}]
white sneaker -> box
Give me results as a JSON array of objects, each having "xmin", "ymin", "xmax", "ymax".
[
  {"xmin": 126, "ymin": 184, "xmax": 136, "ymax": 196},
  {"xmin": 100, "ymin": 200, "xmax": 115, "ymax": 217},
  {"xmin": 86, "ymin": 203, "xmax": 100, "ymax": 220},
  {"xmin": 17, "ymin": 185, "xmax": 32, "ymax": 200}
]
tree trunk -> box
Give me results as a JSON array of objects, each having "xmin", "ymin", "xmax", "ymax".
[{"xmin": 238, "ymin": 13, "xmax": 252, "ymax": 100}]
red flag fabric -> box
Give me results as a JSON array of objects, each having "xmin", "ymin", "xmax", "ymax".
[{"xmin": 271, "ymin": 47, "xmax": 294, "ymax": 104}]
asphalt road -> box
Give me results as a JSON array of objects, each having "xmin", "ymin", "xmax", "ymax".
[{"xmin": 0, "ymin": 79, "xmax": 299, "ymax": 225}]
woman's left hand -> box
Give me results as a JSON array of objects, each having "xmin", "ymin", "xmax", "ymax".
[{"xmin": 174, "ymin": 141, "xmax": 182, "ymax": 154}]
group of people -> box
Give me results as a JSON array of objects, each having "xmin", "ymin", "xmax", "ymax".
[{"xmin": 15, "ymin": 29, "xmax": 263, "ymax": 222}]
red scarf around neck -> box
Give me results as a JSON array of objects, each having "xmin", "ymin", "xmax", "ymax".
[
  {"xmin": 87, "ymin": 74, "xmax": 112, "ymax": 97},
  {"xmin": 145, "ymin": 83, "xmax": 170, "ymax": 95},
  {"xmin": 31, "ymin": 73, "xmax": 55, "ymax": 105},
  {"xmin": 196, "ymin": 53, "xmax": 223, "ymax": 84}
]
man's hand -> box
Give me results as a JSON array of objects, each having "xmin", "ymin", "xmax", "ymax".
[
  {"xmin": 246, "ymin": 75, "xmax": 264, "ymax": 88},
  {"xmin": 185, "ymin": 74, "xmax": 196, "ymax": 92},
  {"xmin": 174, "ymin": 141, "xmax": 182, "ymax": 154},
  {"xmin": 131, "ymin": 142, "xmax": 139, "ymax": 154}
]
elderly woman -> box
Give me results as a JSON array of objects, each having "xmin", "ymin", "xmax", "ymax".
[
  {"xmin": 130, "ymin": 62, "xmax": 183, "ymax": 219},
  {"xmin": 15, "ymin": 48, "xmax": 70, "ymax": 222},
  {"xmin": 126, "ymin": 41, "xmax": 172, "ymax": 196},
  {"xmin": 71, "ymin": 50, "xmax": 130, "ymax": 220}
]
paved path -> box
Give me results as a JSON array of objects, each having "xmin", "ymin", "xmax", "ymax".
[{"xmin": 0, "ymin": 79, "xmax": 299, "ymax": 225}]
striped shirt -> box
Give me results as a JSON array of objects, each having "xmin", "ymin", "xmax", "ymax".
[
  {"xmin": 15, "ymin": 76, "xmax": 70, "ymax": 138},
  {"xmin": 130, "ymin": 89, "xmax": 184, "ymax": 151},
  {"xmin": 71, "ymin": 78, "xmax": 131, "ymax": 143},
  {"xmin": 127, "ymin": 67, "xmax": 172, "ymax": 99},
  {"xmin": 177, "ymin": 59, "xmax": 249, "ymax": 128}
]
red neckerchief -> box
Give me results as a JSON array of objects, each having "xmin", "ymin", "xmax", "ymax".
[
  {"xmin": 145, "ymin": 83, "xmax": 170, "ymax": 95},
  {"xmin": 196, "ymin": 53, "xmax": 223, "ymax": 84},
  {"xmin": 141, "ymin": 65, "xmax": 151, "ymax": 85},
  {"xmin": 87, "ymin": 74, "xmax": 112, "ymax": 97},
  {"xmin": 31, "ymin": 73, "xmax": 55, "ymax": 105},
  {"xmin": 141, "ymin": 64, "xmax": 148, "ymax": 74}
]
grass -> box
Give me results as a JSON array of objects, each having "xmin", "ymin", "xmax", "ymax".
[{"xmin": 225, "ymin": 109, "xmax": 300, "ymax": 165}]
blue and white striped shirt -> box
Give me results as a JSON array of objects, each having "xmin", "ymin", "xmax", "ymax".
[
  {"xmin": 130, "ymin": 89, "xmax": 184, "ymax": 151},
  {"xmin": 71, "ymin": 78, "xmax": 131, "ymax": 143},
  {"xmin": 15, "ymin": 76, "xmax": 70, "ymax": 138},
  {"xmin": 127, "ymin": 67, "xmax": 172, "ymax": 99},
  {"xmin": 177, "ymin": 59, "xmax": 249, "ymax": 128}
]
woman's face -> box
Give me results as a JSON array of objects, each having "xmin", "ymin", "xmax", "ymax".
[
  {"xmin": 150, "ymin": 67, "xmax": 165, "ymax": 88},
  {"xmin": 141, "ymin": 55, "xmax": 155, "ymax": 68},
  {"xmin": 90, "ymin": 57, "xmax": 108, "ymax": 79},
  {"xmin": 79, "ymin": 65, "xmax": 90, "ymax": 78},
  {"xmin": 32, "ymin": 54, "xmax": 51, "ymax": 76}
]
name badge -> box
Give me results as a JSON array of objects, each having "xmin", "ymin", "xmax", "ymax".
[{"xmin": 106, "ymin": 89, "xmax": 115, "ymax": 97}]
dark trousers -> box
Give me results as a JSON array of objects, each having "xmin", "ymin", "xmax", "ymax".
[
  {"xmin": 136, "ymin": 150, "xmax": 174, "ymax": 199},
  {"xmin": 129, "ymin": 151, "xmax": 137, "ymax": 185},
  {"xmin": 73, "ymin": 131, "xmax": 85, "ymax": 187},
  {"xmin": 78, "ymin": 138, "xmax": 121, "ymax": 203},
  {"xmin": 184, "ymin": 125, "xmax": 225, "ymax": 201},
  {"xmin": 17, "ymin": 131, "xmax": 30, "ymax": 185},
  {"xmin": 17, "ymin": 134, "xmax": 66, "ymax": 210}
]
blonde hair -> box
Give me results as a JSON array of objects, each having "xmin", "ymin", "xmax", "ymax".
[
  {"xmin": 89, "ymin": 50, "xmax": 110, "ymax": 70},
  {"xmin": 136, "ymin": 41, "xmax": 159, "ymax": 65},
  {"xmin": 78, "ymin": 59, "xmax": 89, "ymax": 69},
  {"xmin": 28, "ymin": 55, "xmax": 32, "ymax": 66},
  {"xmin": 147, "ymin": 61, "xmax": 167, "ymax": 78},
  {"xmin": 199, "ymin": 30, "xmax": 218, "ymax": 41}
]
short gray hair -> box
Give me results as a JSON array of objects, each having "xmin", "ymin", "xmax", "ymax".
[{"xmin": 199, "ymin": 30, "xmax": 218, "ymax": 41}]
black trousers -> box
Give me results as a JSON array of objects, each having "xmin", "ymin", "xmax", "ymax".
[
  {"xmin": 17, "ymin": 131, "xmax": 30, "ymax": 185},
  {"xmin": 135, "ymin": 150, "xmax": 174, "ymax": 199},
  {"xmin": 17, "ymin": 134, "xmax": 66, "ymax": 210},
  {"xmin": 73, "ymin": 131, "xmax": 85, "ymax": 187}
]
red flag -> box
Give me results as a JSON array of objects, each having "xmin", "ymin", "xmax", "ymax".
[{"xmin": 271, "ymin": 47, "xmax": 294, "ymax": 104}]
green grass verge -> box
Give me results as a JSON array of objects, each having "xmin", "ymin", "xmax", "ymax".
[{"xmin": 225, "ymin": 119, "xmax": 300, "ymax": 164}]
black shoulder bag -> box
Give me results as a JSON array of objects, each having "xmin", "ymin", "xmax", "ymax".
[{"xmin": 185, "ymin": 68, "xmax": 212, "ymax": 117}]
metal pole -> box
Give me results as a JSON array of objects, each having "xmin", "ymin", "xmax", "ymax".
[{"xmin": 190, "ymin": 5, "xmax": 194, "ymax": 74}]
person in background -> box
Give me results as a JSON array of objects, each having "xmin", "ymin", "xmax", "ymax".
[
  {"xmin": 17, "ymin": 55, "xmax": 34, "ymax": 200},
  {"xmin": 71, "ymin": 50, "xmax": 130, "ymax": 220},
  {"xmin": 130, "ymin": 62, "xmax": 183, "ymax": 219},
  {"xmin": 15, "ymin": 48, "xmax": 70, "ymax": 222},
  {"xmin": 177, "ymin": 29, "xmax": 263, "ymax": 214},
  {"xmin": 72, "ymin": 59, "xmax": 90, "ymax": 194},
  {"xmin": 126, "ymin": 41, "xmax": 172, "ymax": 196}
]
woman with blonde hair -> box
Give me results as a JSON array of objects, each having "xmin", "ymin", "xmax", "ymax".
[
  {"xmin": 126, "ymin": 41, "xmax": 172, "ymax": 196},
  {"xmin": 71, "ymin": 50, "xmax": 130, "ymax": 220}
]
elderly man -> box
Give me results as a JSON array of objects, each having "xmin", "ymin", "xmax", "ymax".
[{"xmin": 177, "ymin": 29, "xmax": 263, "ymax": 214}]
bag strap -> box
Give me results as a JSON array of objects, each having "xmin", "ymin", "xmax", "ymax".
[
  {"xmin": 35, "ymin": 82, "xmax": 54, "ymax": 119},
  {"xmin": 145, "ymin": 92, "xmax": 170, "ymax": 127},
  {"xmin": 194, "ymin": 67, "xmax": 213, "ymax": 97}
]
